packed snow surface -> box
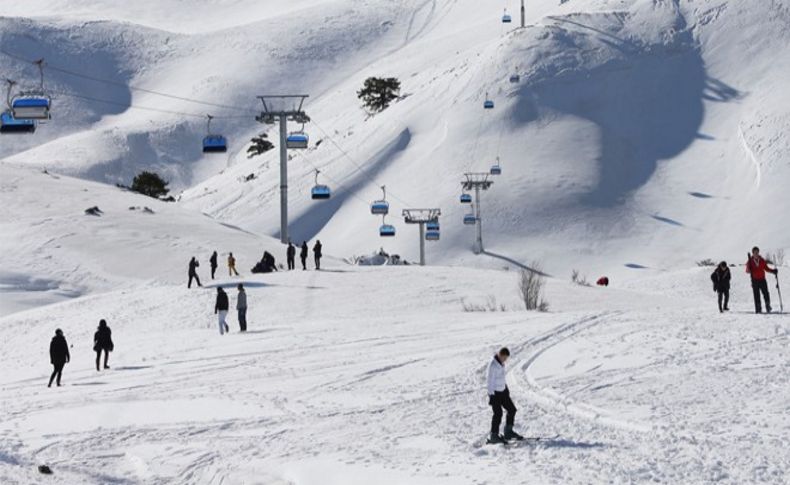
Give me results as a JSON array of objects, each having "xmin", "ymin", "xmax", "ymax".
[{"xmin": 1, "ymin": 0, "xmax": 790, "ymax": 483}]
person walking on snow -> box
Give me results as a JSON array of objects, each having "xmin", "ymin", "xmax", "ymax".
[
  {"xmin": 209, "ymin": 251, "xmax": 218, "ymax": 280},
  {"xmin": 300, "ymin": 241, "xmax": 309, "ymax": 270},
  {"xmin": 486, "ymin": 347, "xmax": 523, "ymax": 443},
  {"xmin": 746, "ymin": 246, "xmax": 778, "ymax": 314},
  {"xmin": 188, "ymin": 256, "xmax": 202, "ymax": 288},
  {"xmin": 236, "ymin": 284, "xmax": 248, "ymax": 332},
  {"xmin": 228, "ymin": 252, "xmax": 240, "ymax": 277},
  {"xmin": 214, "ymin": 287, "xmax": 230, "ymax": 335},
  {"xmin": 710, "ymin": 262, "xmax": 731, "ymax": 313},
  {"xmin": 286, "ymin": 242, "xmax": 296, "ymax": 270},
  {"xmin": 93, "ymin": 319, "xmax": 114, "ymax": 371},
  {"xmin": 313, "ymin": 240, "xmax": 323, "ymax": 270},
  {"xmin": 48, "ymin": 329, "xmax": 70, "ymax": 387}
]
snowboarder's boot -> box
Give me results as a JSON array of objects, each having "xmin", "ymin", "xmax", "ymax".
[
  {"xmin": 504, "ymin": 426, "xmax": 524, "ymax": 441},
  {"xmin": 486, "ymin": 433, "xmax": 507, "ymax": 445}
]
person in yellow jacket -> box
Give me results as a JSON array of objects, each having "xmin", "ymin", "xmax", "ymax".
[{"xmin": 228, "ymin": 252, "xmax": 240, "ymax": 276}]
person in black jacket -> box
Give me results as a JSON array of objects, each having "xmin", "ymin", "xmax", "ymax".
[
  {"xmin": 214, "ymin": 287, "xmax": 230, "ymax": 335},
  {"xmin": 711, "ymin": 261, "xmax": 731, "ymax": 313},
  {"xmin": 48, "ymin": 329, "xmax": 70, "ymax": 387},
  {"xmin": 209, "ymin": 251, "xmax": 218, "ymax": 279},
  {"xmin": 94, "ymin": 319, "xmax": 114, "ymax": 371},
  {"xmin": 313, "ymin": 240, "xmax": 323, "ymax": 270},
  {"xmin": 286, "ymin": 242, "xmax": 296, "ymax": 270},
  {"xmin": 188, "ymin": 257, "xmax": 202, "ymax": 288},
  {"xmin": 300, "ymin": 241, "xmax": 309, "ymax": 270}
]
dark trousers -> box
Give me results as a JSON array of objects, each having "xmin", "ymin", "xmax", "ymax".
[
  {"xmin": 211, "ymin": 265, "xmax": 217, "ymax": 279},
  {"xmin": 490, "ymin": 389, "xmax": 517, "ymax": 436},
  {"xmin": 314, "ymin": 255, "xmax": 321, "ymax": 270},
  {"xmin": 287, "ymin": 257, "xmax": 295, "ymax": 270},
  {"xmin": 752, "ymin": 279, "xmax": 771, "ymax": 313},
  {"xmin": 717, "ymin": 290, "xmax": 729, "ymax": 312},
  {"xmin": 301, "ymin": 256, "xmax": 307, "ymax": 270},
  {"xmin": 188, "ymin": 273, "xmax": 201, "ymax": 288},
  {"xmin": 238, "ymin": 308, "xmax": 247, "ymax": 332},
  {"xmin": 48, "ymin": 362, "xmax": 64, "ymax": 387},
  {"xmin": 96, "ymin": 349, "xmax": 110, "ymax": 370}
]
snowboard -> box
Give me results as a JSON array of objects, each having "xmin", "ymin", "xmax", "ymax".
[{"xmin": 483, "ymin": 434, "xmax": 558, "ymax": 447}]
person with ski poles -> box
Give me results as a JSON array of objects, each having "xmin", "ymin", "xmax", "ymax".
[
  {"xmin": 486, "ymin": 347, "xmax": 524, "ymax": 444},
  {"xmin": 710, "ymin": 261, "xmax": 731, "ymax": 313},
  {"xmin": 746, "ymin": 246, "xmax": 778, "ymax": 314}
]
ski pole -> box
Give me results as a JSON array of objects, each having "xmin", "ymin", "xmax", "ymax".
[{"xmin": 776, "ymin": 273, "xmax": 784, "ymax": 314}]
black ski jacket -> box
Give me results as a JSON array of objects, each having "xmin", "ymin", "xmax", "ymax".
[
  {"xmin": 215, "ymin": 291, "xmax": 229, "ymax": 312},
  {"xmin": 711, "ymin": 267, "xmax": 731, "ymax": 292},
  {"xmin": 50, "ymin": 335, "xmax": 70, "ymax": 365}
]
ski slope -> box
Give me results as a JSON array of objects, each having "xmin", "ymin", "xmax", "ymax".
[
  {"xmin": 2, "ymin": 0, "xmax": 790, "ymax": 483},
  {"xmin": 1, "ymin": 0, "xmax": 787, "ymax": 272},
  {"xmin": 1, "ymin": 257, "xmax": 789, "ymax": 484}
]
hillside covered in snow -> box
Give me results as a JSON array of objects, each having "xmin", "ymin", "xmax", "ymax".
[
  {"xmin": 2, "ymin": 0, "xmax": 788, "ymax": 275},
  {"xmin": 1, "ymin": 1, "xmax": 789, "ymax": 484}
]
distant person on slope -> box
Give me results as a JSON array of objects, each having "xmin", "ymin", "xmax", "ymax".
[
  {"xmin": 596, "ymin": 276, "xmax": 609, "ymax": 287},
  {"xmin": 711, "ymin": 261, "xmax": 731, "ymax": 313},
  {"xmin": 209, "ymin": 251, "xmax": 218, "ymax": 280},
  {"xmin": 214, "ymin": 287, "xmax": 230, "ymax": 335},
  {"xmin": 486, "ymin": 347, "xmax": 524, "ymax": 444},
  {"xmin": 228, "ymin": 252, "xmax": 240, "ymax": 277},
  {"xmin": 300, "ymin": 241, "xmax": 309, "ymax": 270},
  {"xmin": 746, "ymin": 246, "xmax": 778, "ymax": 314},
  {"xmin": 93, "ymin": 319, "xmax": 114, "ymax": 371},
  {"xmin": 313, "ymin": 240, "xmax": 323, "ymax": 270},
  {"xmin": 48, "ymin": 329, "xmax": 70, "ymax": 387},
  {"xmin": 188, "ymin": 256, "xmax": 202, "ymax": 288},
  {"xmin": 236, "ymin": 284, "xmax": 248, "ymax": 332},
  {"xmin": 286, "ymin": 242, "xmax": 296, "ymax": 270}
]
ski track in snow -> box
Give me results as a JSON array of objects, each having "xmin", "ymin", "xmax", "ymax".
[{"xmin": 1, "ymin": 264, "xmax": 789, "ymax": 484}]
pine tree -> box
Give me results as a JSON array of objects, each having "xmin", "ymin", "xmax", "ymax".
[
  {"xmin": 357, "ymin": 77, "xmax": 401, "ymax": 114},
  {"xmin": 131, "ymin": 171, "xmax": 170, "ymax": 199},
  {"xmin": 247, "ymin": 133, "xmax": 275, "ymax": 158}
]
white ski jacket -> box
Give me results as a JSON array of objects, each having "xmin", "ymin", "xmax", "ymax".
[{"xmin": 487, "ymin": 356, "xmax": 507, "ymax": 395}]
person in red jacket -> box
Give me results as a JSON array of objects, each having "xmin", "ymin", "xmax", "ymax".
[{"xmin": 746, "ymin": 246, "xmax": 778, "ymax": 314}]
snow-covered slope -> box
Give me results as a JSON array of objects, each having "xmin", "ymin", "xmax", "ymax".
[
  {"xmin": 3, "ymin": 0, "xmax": 788, "ymax": 275},
  {"xmin": 1, "ymin": 261, "xmax": 788, "ymax": 484},
  {"xmin": 0, "ymin": 163, "xmax": 281, "ymax": 316}
]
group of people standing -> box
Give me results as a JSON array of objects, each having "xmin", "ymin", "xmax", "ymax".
[
  {"xmin": 286, "ymin": 240, "xmax": 323, "ymax": 271},
  {"xmin": 711, "ymin": 246, "xmax": 780, "ymax": 314},
  {"xmin": 189, "ymin": 241, "xmax": 325, "ymax": 288},
  {"xmin": 47, "ymin": 320, "xmax": 114, "ymax": 387},
  {"xmin": 214, "ymin": 284, "xmax": 248, "ymax": 335}
]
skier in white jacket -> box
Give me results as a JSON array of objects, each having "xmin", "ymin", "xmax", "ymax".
[{"xmin": 486, "ymin": 347, "xmax": 523, "ymax": 443}]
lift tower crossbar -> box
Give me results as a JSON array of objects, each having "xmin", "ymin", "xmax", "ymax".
[
  {"xmin": 461, "ymin": 173, "xmax": 493, "ymax": 254},
  {"xmin": 256, "ymin": 95, "xmax": 310, "ymax": 244},
  {"xmin": 402, "ymin": 208, "xmax": 441, "ymax": 266}
]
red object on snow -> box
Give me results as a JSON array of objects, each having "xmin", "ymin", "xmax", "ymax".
[
  {"xmin": 596, "ymin": 276, "xmax": 609, "ymax": 287},
  {"xmin": 746, "ymin": 255, "xmax": 775, "ymax": 281}
]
